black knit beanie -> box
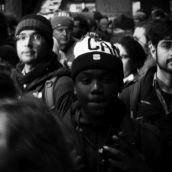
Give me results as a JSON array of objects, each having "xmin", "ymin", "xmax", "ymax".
[
  {"xmin": 71, "ymin": 33, "xmax": 124, "ymax": 89},
  {"xmin": 15, "ymin": 14, "xmax": 53, "ymax": 49}
]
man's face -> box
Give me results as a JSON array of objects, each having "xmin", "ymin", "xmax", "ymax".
[
  {"xmin": 74, "ymin": 69, "xmax": 120, "ymax": 120},
  {"xmin": 53, "ymin": 26, "xmax": 72, "ymax": 50},
  {"xmin": 99, "ymin": 18, "xmax": 108, "ymax": 32},
  {"xmin": 155, "ymin": 40, "xmax": 172, "ymax": 73},
  {"xmin": 16, "ymin": 30, "xmax": 49, "ymax": 65}
]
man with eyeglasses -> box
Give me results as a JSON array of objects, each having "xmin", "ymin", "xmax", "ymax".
[
  {"xmin": 119, "ymin": 18, "xmax": 172, "ymax": 171},
  {"xmin": 11, "ymin": 14, "xmax": 74, "ymax": 117}
]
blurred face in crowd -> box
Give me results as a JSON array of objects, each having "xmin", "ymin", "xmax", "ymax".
[
  {"xmin": 74, "ymin": 69, "xmax": 120, "ymax": 120},
  {"xmin": 99, "ymin": 18, "xmax": 108, "ymax": 32},
  {"xmin": 53, "ymin": 25, "xmax": 72, "ymax": 50},
  {"xmin": 152, "ymin": 39, "xmax": 172, "ymax": 74},
  {"xmin": 116, "ymin": 43, "xmax": 134, "ymax": 78},
  {"xmin": 16, "ymin": 30, "xmax": 49, "ymax": 66},
  {"xmin": 73, "ymin": 20, "xmax": 80, "ymax": 36}
]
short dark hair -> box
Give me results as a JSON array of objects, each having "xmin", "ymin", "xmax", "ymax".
[
  {"xmin": 148, "ymin": 18, "xmax": 172, "ymax": 47},
  {"xmin": 113, "ymin": 14, "xmax": 135, "ymax": 32},
  {"xmin": 118, "ymin": 36, "xmax": 146, "ymax": 70}
]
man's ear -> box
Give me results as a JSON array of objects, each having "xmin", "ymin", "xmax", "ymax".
[{"xmin": 149, "ymin": 42, "xmax": 157, "ymax": 60}]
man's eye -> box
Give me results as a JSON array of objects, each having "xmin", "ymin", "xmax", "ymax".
[
  {"xmin": 80, "ymin": 77, "xmax": 91, "ymax": 84},
  {"xmin": 161, "ymin": 42, "xmax": 172, "ymax": 49},
  {"xmin": 16, "ymin": 34, "xmax": 26, "ymax": 40},
  {"xmin": 32, "ymin": 34, "xmax": 41, "ymax": 40},
  {"xmin": 57, "ymin": 29, "xmax": 64, "ymax": 32}
]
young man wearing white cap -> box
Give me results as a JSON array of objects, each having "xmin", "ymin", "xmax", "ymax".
[{"xmin": 62, "ymin": 33, "xmax": 160, "ymax": 172}]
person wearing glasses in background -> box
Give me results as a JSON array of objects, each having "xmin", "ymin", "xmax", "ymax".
[{"xmin": 11, "ymin": 14, "xmax": 74, "ymax": 117}]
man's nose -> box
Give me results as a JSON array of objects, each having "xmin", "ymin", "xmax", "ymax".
[
  {"xmin": 91, "ymin": 80, "xmax": 102, "ymax": 92},
  {"xmin": 24, "ymin": 36, "xmax": 33, "ymax": 46},
  {"xmin": 62, "ymin": 29, "xmax": 67, "ymax": 35}
]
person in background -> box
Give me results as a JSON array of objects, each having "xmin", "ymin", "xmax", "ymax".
[
  {"xmin": 0, "ymin": 97, "xmax": 76, "ymax": 172},
  {"xmin": 0, "ymin": 11, "xmax": 19, "ymax": 68},
  {"xmin": 95, "ymin": 15, "xmax": 111, "ymax": 41},
  {"xmin": 133, "ymin": 20, "xmax": 156, "ymax": 75},
  {"xmin": 5, "ymin": 12, "xmax": 19, "ymax": 48},
  {"xmin": 119, "ymin": 17, "xmax": 172, "ymax": 171},
  {"xmin": 61, "ymin": 33, "xmax": 161, "ymax": 172},
  {"xmin": 115, "ymin": 36, "xmax": 146, "ymax": 88},
  {"xmin": 73, "ymin": 14, "xmax": 90, "ymax": 39},
  {"xmin": 151, "ymin": 7, "xmax": 167, "ymax": 21},
  {"xmin": 11, "ymin": 14, "xmax": 73, "ymax": 116},
  {"xmin": 111, "ymin": 14, "xmax": 135, "ymax": 43},
  {"xmin": 133, "ymin": 9, "xmax": 147, "ymax": 26},
  {"xmin": 51, "ymin": 11, "xmax": 77, "ymax": 68}
]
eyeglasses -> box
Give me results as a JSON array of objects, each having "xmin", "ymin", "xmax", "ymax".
[{"xmin": 16, "ymin": 33, "xmax": 42, "ymax": 42}]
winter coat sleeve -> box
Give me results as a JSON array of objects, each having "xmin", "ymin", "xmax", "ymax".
[{"xmin": 53, "ymin": 75, "xmax": 74, "ymax": 119}]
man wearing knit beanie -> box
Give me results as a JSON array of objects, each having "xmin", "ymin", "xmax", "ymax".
[
  {"xmin": 51, "ymin": 11, "xmax": 77, "ymax": 68},
  {"xmin": 71, "ymin": 32, "xmax": 124, "ymax": 90},
  {"xmin": 12, "ymin": 14, "xmax": 74, "ymax": 116},
  {"xmin": 61, "ymin": 32, "xmax": 156, "ymax": 172}
]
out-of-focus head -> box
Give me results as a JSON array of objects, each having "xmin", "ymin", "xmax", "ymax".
[
  {"xmin": 113, "ymin": 14, "xmax": 135, "ymax": 34},
  {"xmin": 51, "ymin": 11, "xmax": 74, "ymax": 50},
  {"xmin": 0, "ymin": 97, "xmax": 75, "ymax": 172},
  {"xmin": 133, "ymin": 10, "xmax": 147, "ymax": 25},
  {"xmin": 51, "ymin": 11, "xmax": 74, "ymax": 30},
  {"xmin": 151, "ymin": 7, "xmax": 167, "ymax": 21},
  {"xmin": 115, "ymin": 36, "xmax": 146, "ymax": 77}
]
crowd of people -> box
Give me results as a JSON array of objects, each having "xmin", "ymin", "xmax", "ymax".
[{"xmin": 0, "ymin": 5, "xmax": 172, "ymax": 172}]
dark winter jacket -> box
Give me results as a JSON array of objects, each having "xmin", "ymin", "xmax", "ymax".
[
  {"xmin": 11, "ymin": 52, "xmax": 74, "ymax": 117},
  {"xmin": 62, "ymin": 99, "xmax": 162, "ymax": 172},
  {"xmin": 119, "ymin": 66, "xmax": 167, "ymax": 123},
  {"xmin": 119, "ymin": 66, "xmax": 172, "ymax": 171}
]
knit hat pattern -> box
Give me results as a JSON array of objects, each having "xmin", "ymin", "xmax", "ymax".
[
  {"xmin": 15, "ymin": 14, "xmax": 53, "ymax": 49},
  {"xmin": 71, "ymin": 32, "xmax": 124, "ymax": 84},
  {"xmin": 51, "ymin": 11, "xmax": 74, "ymax": 29}
]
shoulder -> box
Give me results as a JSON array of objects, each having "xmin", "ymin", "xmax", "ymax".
[
  {"xmin": 53, "ymin": 68, "xmax": 73, "ymax": 92},
  {"xmin": 132, "ymin": 119, "xmax": 162, "ymax": 163}
]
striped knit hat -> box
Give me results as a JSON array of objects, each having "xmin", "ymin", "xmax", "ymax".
[
  {"xmin": 51, "ymin": 11, "xmax": 74, "ymax": 29},
  {"xmin": 15, "ymin": 14, "xmax": 53, "ymax": 49}
]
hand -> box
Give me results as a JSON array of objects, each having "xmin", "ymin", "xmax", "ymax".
[
  {"xmin": 71, "ymin": 149, "xmax": 85, "ymax": 172},
  {"xmin": 99, "ymin": 132, "xmax": 152, "ymax": 172}
]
